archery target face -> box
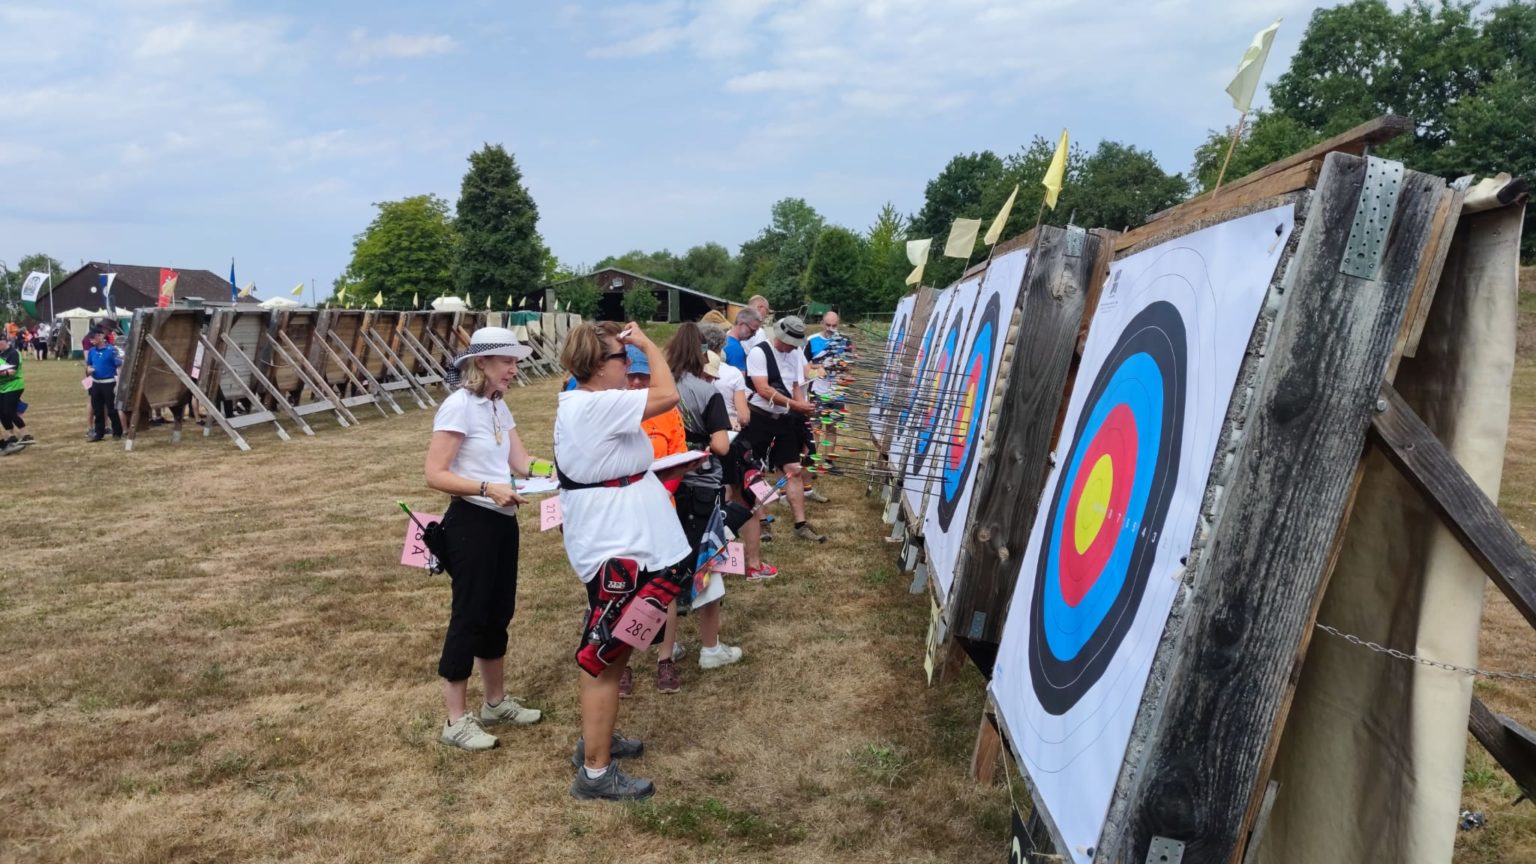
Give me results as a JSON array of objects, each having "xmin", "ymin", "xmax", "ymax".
[
  {"xmin": 1028, "ymin": 300, "xmax": 1185, "ymax": 714},
  {"xmin": 935, "ymin": 291, "xmax": 999, "ymax": 531},
  {"xmin": 909, "ymin": 308, "xmax": 964, "ymax": 477},
  {"xmin": 988, "ymin": 205, "xmax": 1295, "ymax": 864}
]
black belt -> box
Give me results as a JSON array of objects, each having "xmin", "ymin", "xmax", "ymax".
[{"xmin": 556, "ymin": 465, "xmax": 647, "ymax": 491}]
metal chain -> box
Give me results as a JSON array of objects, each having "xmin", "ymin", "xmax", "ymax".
[{"xmin": 1315, "ymin": 622, "xmax": 1536, "ymax": 682}]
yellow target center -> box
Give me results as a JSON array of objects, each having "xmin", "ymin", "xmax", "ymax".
[{"xmin": 1074, "ymin": 455, "xmax": 1114, "ymax": 554}]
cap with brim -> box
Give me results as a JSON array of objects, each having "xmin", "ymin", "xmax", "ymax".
[
  {"xmin": 625, "ymin": 344, "xmax": 651, "ymax": 376},
  {"xmin": 446, "ymin": 326, "xmax": 533, "ymax": 387},
  {"xmin": 774, "ymin": 316, "xmax": 807, "ymax": 348},
  {"xmin": 703, "ymin": 350, "xmax": 722, "ymax": 378}
]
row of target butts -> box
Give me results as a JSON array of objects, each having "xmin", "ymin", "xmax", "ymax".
[
  {"xmin": 866, "ymin": 115, "xmax": 1534, "ymax": 864},
  {"xmin": 116, "ymin": 307, "xmax": 582, "ymax": 451}
]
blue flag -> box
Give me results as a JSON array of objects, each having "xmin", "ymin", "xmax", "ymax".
[
  {"xmin": 229, "ymin": 259, "xmax": 237, "ymax": 303},
  {"xmin": 98, "ymin": 272, "xmax": 116, "ymax": 311}
]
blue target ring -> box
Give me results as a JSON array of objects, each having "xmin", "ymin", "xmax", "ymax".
[
  {"xmin": 1028, "ymin": 301, "xmax": 1186, "ymax": 716},
  {"xmin": 908, "ymin": 312, "xmax": 962, "ymax": 477},
  {"xmin": 936, "ymin": 292, "xmax": 1000, "ymax": 531}
]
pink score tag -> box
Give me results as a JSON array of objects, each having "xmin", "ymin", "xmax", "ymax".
[
  {"xmin": 399, "ymin": 513, "xmax": 443, "ymax": 569},
  {"xmin": 710, "ymin": 542, "xmax": 746, "ymax": 575},
  {"xmin": 613, "ymin": 598, "xmax": 667, "ymax": 649},
  {"xmin": 539, "ymin": 496, "xmax": 563, "ymax": 531},
  {"xmin": 749, "ymin": 479, "xmax": 773, "ymax": 502},
  {"xmin": 81, "ymin": 376, "xmax": 92, "ymax": 391}
]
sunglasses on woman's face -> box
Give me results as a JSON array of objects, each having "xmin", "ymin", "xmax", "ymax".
[{"xmin": 603, "ymin": 350, "xmax": 630, "ymax": 367}]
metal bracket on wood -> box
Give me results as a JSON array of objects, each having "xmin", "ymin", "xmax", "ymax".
[
  {"xmin": 1144, "ymin": 836, "xmax": 1185, "ymax": 864},
  {"xmin": 1341, "ymin": 156, "xmax": 1405, "ymax": 278},
  {"xmin": 968, "ymin": 611, "xmax": 987, "ymax": 641},
  {"xmin": 882, "ymin": 499, "xmax": 899, "ymax": 525},
  {"xmin": 1064, "ymin": 224, "xmax": 1086, "ymax": 258}
]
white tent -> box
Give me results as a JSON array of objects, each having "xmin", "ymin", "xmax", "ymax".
[
  {"xmin": 57, "ymin": 307, "xmax": 109, "ymax": 356},
  {"xmin": 430, "ymin": 296, "xmax": 467, "ymax": 312},
  {"xmin": 259, "ymin": 296, "xmax": 302, "ymax": 310}
]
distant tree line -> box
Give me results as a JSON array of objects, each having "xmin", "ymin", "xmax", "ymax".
[{"xmin": 339, "ymin": 0, "xmax": 1535, "ymax": 317}]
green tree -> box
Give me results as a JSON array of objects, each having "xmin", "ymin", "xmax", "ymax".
[
  {"xmin": 801, "ymin": 226, "xmax": 867, "ymax": 313},
  {"xmin": 762, "ymin": 197, "xmax": 825, "ymax": 311},
  {"xmin": 1256, "ymin": 0, "xmax": 1536, "ymax": 257},
  {"xmin": 455, "ymin": 144, "xmax": 545, "ymax": 308},
  {"xmin": 1072, "ymin": 141, "xmax": 1189, "ymax": 232},
  {"xmin": 555, "ymin": 276, "xmax": 602, "ymax": 318},
  {"xmin": 341, "ymin": 194, "xmax": 456, "ymax": 307},
  {"xmin": 1190, "ymin": 111, "xmax": 1321, "ymax": 193},
  {"xmin": 622, "ymin": 286, "xmax": 660, "ymax": 321},
  {"xmin": 676, "ymin": 243, "xmax": 735, "ymax": 297},
  {"xmin": 909, "ymin": 151, "xmax": 1006, "ymax": 288},
  {"xmin": 862, "ymin": 203, "xmax": 909, "ymax": 314},
  {"xmin": 2, "ymin": 253, "xmax": 66, "ymax": 321},
  {"xmin": 595, "ymin": 249, "xmax": 683, "ymax": 285}
]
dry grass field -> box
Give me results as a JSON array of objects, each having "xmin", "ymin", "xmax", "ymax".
[
  {"xmin": 5, "ymin": 277, "xmax": 1536, "ymax": 862},
  {"xmin": 0, "ymin": 352, "xmax": 1011, "ymax": 863}
]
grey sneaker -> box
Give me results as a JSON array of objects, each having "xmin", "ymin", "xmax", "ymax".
[
  {"xmin": 570, "ymin": 732, "xmax": 645, "ymax": 768},
  {"xmin": 479, "ymin": 696, "xmax": 541, "ymax": 726},
  {"xmin": 570, "ymin": 761, "xmax": 655, "ymax": 801},
  {"xmin": 794, "ymin": 522, "xmax": 828, "ymax": 543},
  {"xmin": 806, "ymin": 488, "xmax": 831, "ymax": 504},
  {"xmin": 440, "ymin": 713, "xmax": 498, "ymax": 751}
]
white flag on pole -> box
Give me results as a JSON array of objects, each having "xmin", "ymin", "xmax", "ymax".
[{"xmin": 20, "ymin": 272, "xmax": 48, "ymax": 303}]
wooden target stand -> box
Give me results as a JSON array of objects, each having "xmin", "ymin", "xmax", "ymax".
[
  {"xmin": 966, "ymin": 126, "xmax": 1532, "ymax": 863},
  {"xmin": 121, "ymin": 307, "xmax": 253, "ymax": 452},
  {"xmin": 951, "ymin": 118, "xmax": 1432, "ymax": 779},
  {"xmin": 879, "ymin": 225, "xmax": 1113, "ymax": 683},
  {"xmin": 198, "ymin": 307, "xmax": 314, "ymax": 441},
  {"xmin": 268, "ymin": 309, "xmax": 359, "ymax": 428}
]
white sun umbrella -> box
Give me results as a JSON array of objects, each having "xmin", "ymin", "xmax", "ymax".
[
  {"xmin": 259, "ymin": 296, "xmax": 302, "ymax": 310},
  {"xmin": 430, "ymin": 296, "xmax": 467, "ymax": 312}
]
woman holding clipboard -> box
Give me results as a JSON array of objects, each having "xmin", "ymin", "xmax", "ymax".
[
  {"xmin": 424, "ymin": 327, "xmax": 549, "ymax": 751},
  {"xmin": 555, "ymin": 321, "xmax": 703, "ymax": 801}
]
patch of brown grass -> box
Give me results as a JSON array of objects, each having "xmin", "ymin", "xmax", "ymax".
[{"xmin": 0, "ymin": 358, "xmax": 1006, "ymax": 862}]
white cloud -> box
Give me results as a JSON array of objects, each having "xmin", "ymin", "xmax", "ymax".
[{"xmin": 345, "ymin": 28, "xmax": 459, "ymax": 62}]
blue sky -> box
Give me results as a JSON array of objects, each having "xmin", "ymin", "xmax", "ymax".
[{"xmin": 0, "ymin": 0, "xmax": 1330, "ymax": 302}]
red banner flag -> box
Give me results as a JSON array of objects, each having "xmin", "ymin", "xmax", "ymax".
[{"xmin": 158, "ymin": 268, "xmax": 179, "ymax": 308}]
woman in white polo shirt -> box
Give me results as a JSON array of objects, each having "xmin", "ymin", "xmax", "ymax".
[
  {"xmin": 556, "ymin": 320, "xmax": 700, "ymax": 801},
  {"xmin": 424, "ymin": 327, "xmax": 547, "ymax": 751}
]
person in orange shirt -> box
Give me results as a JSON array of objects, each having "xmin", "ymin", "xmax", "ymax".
[{"xmin": 622, "ymin": 343, "xmax": 692, "ymax": 695}]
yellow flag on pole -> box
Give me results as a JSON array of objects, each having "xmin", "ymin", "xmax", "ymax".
[
  {"xmin": 238, "ymin": 281, "xmax": 255, "ymax": 298},
  {"xmin": 943, "ymin": 218, "xmax": 981, "ymax": 259},
  {"xmin": 413, "ymin": 291, "xmax": 419, "ymax": 308},
  {"xmin": 984, "ymin": 185, "xmax": 1018, "ymax": 245},
  {"xmin": 505, "ymin": 295, "xmax": 513, "ymax": 308},
  {"xmin": 1227, "ymin": 19, "xmax": 1281, "ymax": 113},
  {"xmin": 1043, "ymin": 129, "xmax": 1069, "ymax": 210},
  {"xmin": 485, "ymin": 295, "xmax": 491, "ymax": 310},
  {"xmin": 905, "ymin": 237, "xmax": 932, "ymax": 286},
  {"xmin": 466, "ymin": 292, "xmax": 472, "ymax": 309},
  {"xmin": 291, "ymin": 282, "xmax": 304, "ymax": 296},
  {"xmin": 373, "ymin": 291, "xmax": 384, "ymax": 308}
]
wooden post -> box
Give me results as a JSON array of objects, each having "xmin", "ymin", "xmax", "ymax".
[
  {"xmin": 196, "ymin": 335, "xmax": 289, "ymax": 440},
  {"xmin": 142, "ymin": 335, "xmax": 250, "ymax": 451},
  {"xmin": 970, "ymin": 709, "xmax": 1002, "ymax": 785},
  {"xmin": 323, "ymin": 331, "xmax": 395, "ymax": 416},
  {"xmin": 273, "ymin": 329, "xmax": 357, "ymax": 427},
  {"xmin": 1098, "ymin": 154, "xmax": 1451, "ymax": 863},
  {"xmin": 947, "ymin": 226, "xmax": 1098, "ymax": 648},
  {"xmin": 218, "ymin": 333, "xmax": 313, "ymax": 436}
]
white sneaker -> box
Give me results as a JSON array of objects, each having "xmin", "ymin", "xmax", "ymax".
[
  {"xmin": 440, "ymin": 713, "xmax": 498, "ymax": 750},
  {"xmin": 699, "ymin": 644, "xmax": 744, "ymax": 670},
  {"xmin": 479, "ymin": 696, "xmax": 542, "ymax": 726}
]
